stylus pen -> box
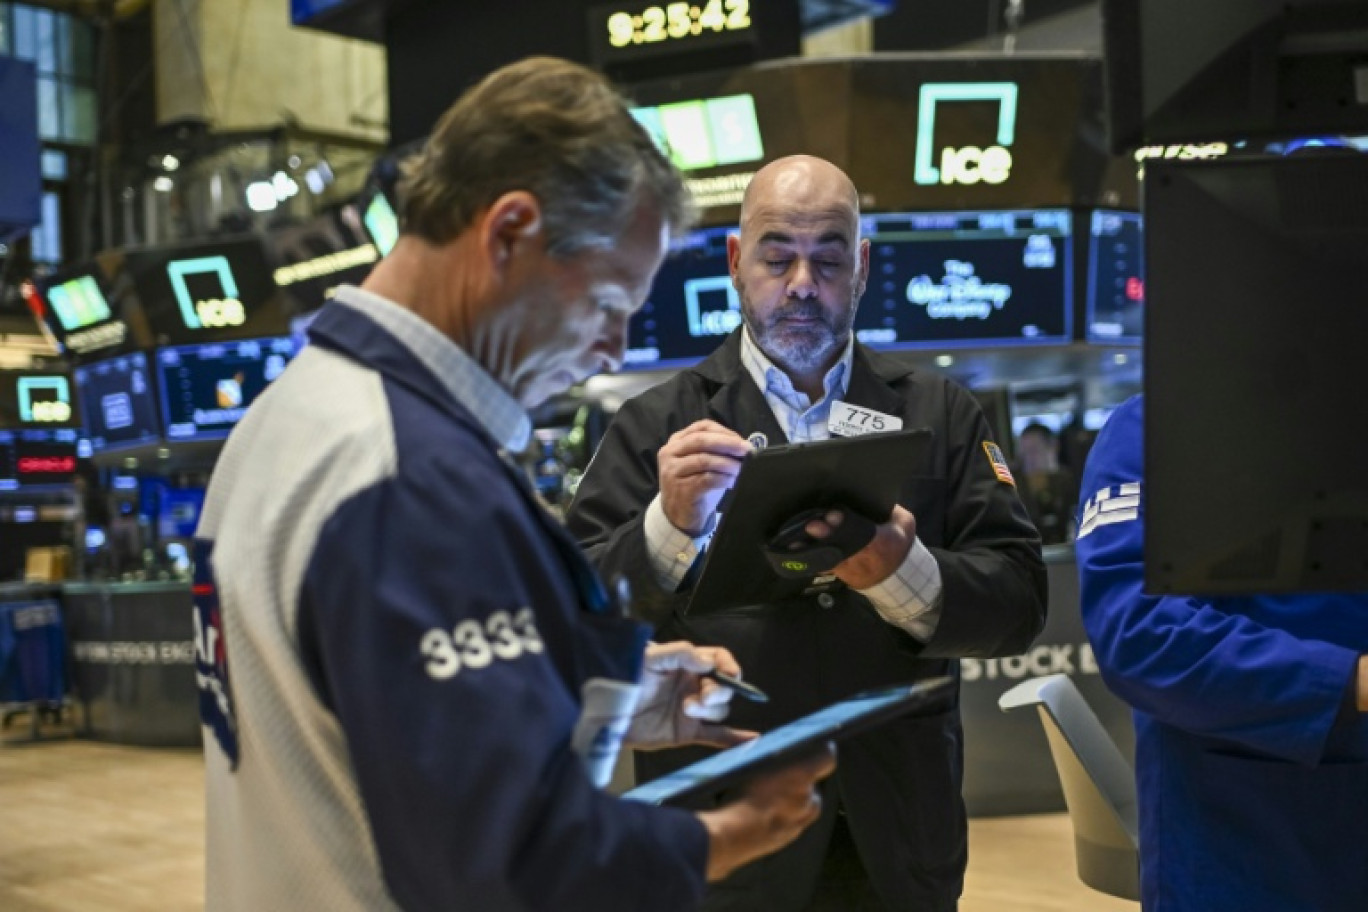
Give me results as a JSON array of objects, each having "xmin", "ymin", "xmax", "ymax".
[{"xmin": 703, "ymin": 669, "xmax": 770, "ymax": 703}]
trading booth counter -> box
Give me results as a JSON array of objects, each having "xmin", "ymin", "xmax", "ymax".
[
  {"xmin": 959, "ymin": 543, "xmax": 1134, "ymax": 816},
  {"xmin": 61, "ymin": 581, "xmax": 200, "ymax": 747}
]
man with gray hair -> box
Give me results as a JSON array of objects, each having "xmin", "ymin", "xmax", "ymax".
[
  {"xmin": 569, "ymin": 154, "xmax": 1047, "ymax": 910},
  {"xmin": 194, "ymin": 58, "xmax": 833, "ymax": 911}
]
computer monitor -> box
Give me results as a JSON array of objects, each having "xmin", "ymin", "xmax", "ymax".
[
  {"xmin": 360, "ymin": 187, "xmax": 400, "ymax": 257},
  {"xmin": 624, "ymin": 225, "xmax": 738, "ymax": 370},
  {"xmin": 1085, "ymin": 210, "xmax": 1144, "ymax": 345},
  {"xmin": 852, "ymin": 209, "xmax": 1073, "ymax": 351},
  {"xmin": 0, "ymin": 370, "xmax": 79, "ymax": 431},
  {"xmin": 0, "ymin": 428, "xmax": 79, "ymax": 488},
  {"xmin": 1143, "ymin": 151, "xmax": 1368, "ymax": 595},
  {"xmin": 155, "ymin": 337, "xmax": 296, "ymax": 442},
  {"xmin": 73, "ymin": 351, "xmax": 162, "ymax": 453},
  {"xmin": 1102, "ymin": 0, "xmax": 1368, "ymax": 153},
  {"xmin": 124, "ymin": 236, "xmax": 291, "ymax": 344}
]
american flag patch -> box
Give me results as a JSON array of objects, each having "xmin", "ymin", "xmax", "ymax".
[
  {"xmin": 983, "ymin": 441, "xmax": 1015, "ymax": 485},
  {"xmin": 1077, "ymin": 482, "xmax": 1141, "ymax": 540}
]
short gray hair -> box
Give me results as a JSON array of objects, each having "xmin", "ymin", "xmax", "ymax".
[{"xmin": 398, "ymin": 56, "xmax": 694, "ymax": 256}]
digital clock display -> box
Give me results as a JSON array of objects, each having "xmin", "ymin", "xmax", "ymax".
[{"xmin": 606, "ymin": 0, "xmax": 751, "ymax": 47}]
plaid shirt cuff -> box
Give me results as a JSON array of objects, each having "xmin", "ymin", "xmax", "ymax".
[
  {"xmin": 857, "ymin": 537, "xmax": 943, "ymax": 642},
  {"xmin": 644, "ymin": 495, "xmax": 712, "ymax": 592}
]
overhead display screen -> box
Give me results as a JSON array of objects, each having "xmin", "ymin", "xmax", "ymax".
[
  {"xmin": 45, "ymin": 274, "xmax": 112, "ymax": 330},
  {"xmin": 852, "ymin": 209, "xmax": 1073, "ymax": 351},
  {"xmin": 0, "ymin": 428, "xmax": 79, "ymax": 488},
  {"xmin": 362, "ymin": 190, "xmax": 399, "ymax": 257},
  {"xmin": 631, "ymin": 93, "xmax": 764, "ymax": 172},
  {"xmin": 0, "ymin": 370, "xmax": 80, "ymax": 430},
  {"xmin": 74, "ymin": 352, "xmax": 161, "ymax": 453},
  {"xmin": 155, "ymin": 337, "xmax": 296, "ymax": 442},
  {"xmin": 125, "ymin": 236, "xmax": 291, "ymax": 345},
  {"xmin": 30, "ymin": 263, "xmax": 132, "ymax": 357},
  {"xmin": 624, "ymin": 225, "xmax": 738, "ymax": 370},
  {"xmin": 1085, "ymin": 209, "xmax": 1144, "ymax": 345}
]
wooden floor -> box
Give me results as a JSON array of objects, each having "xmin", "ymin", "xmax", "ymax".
[{"xmin": 0, "ymin": 723, "xmax": 1135, "ymax": 911}]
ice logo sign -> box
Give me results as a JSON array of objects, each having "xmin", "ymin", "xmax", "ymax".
[
  {"xmin": 17, "ymin": 376, "xmax": 72, "ymax": 423},
  {"xmin": 167, "ymin": 256, "xmax": 247, "ymax": 329},
  {"xmin": 684, "ymin": 276, "xmax": 742, "ymax": 337},
  {"xmin": 907, "ymin": 260, "xmax": 1012, "ymax": 320},
  {"xmin": 913, "ymin": 82, "xmax": 1019, "ymax": 187}
]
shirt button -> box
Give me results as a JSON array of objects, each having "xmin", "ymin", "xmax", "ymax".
[{"xmin": 817, "ymin": 593, "xmax": 836, "ymax": 609}]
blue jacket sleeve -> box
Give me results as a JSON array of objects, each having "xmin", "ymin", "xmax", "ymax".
[
  {"xmin": 300, "ymin": 442, "xmax": 707, "ymax": 911},
  {"xmin": 1075, "ymin": 396, "xmax": 1360, "ymax": 766}
]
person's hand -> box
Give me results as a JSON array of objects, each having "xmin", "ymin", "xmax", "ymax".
[
  {"xmin": 805, "ymin": 505, "xmax": 919, "ymax": 590},
  {"xmin": 626, "ymin": 641, "xmax": 758, "ymax": 750},
  {"xmin": 658, "ymin": 420, "xmax": 752, "ymax": 536},
  {"xmin": 696, "ymin": 745, "xmax": 837, "ymax": 882}
]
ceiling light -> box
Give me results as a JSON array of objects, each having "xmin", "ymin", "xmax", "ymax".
[{"xmin": 246, "ymin": 181, "xmax": 278, "ymax": 212}]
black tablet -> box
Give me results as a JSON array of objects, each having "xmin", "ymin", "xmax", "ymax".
[
  {"xmin": 622, "ymin": 677, "xmax": 954, "ymax": 807},
  {"xmin": 686, "ymin": 427, "xmax": 934, "ymax": 614}
]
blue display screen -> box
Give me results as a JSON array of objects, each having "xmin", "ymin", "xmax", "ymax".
[
  {"xmin": 1085, "ymin": 209, "xmax": 1144, "ymax": 345},
  {"xmin": 155, "ymin": 337, "xmax": 296, "ymax": 441},
  {"xmin": 852, "ymin": 209, "xmax": 1073, "ymax": 350},
  {"xmin": 624, "ymin": 225, "xmax": 739, "ymax": 370},
  {"xmin": 74, "ymin": 351, "xmax": 161, "ymax": 452}
]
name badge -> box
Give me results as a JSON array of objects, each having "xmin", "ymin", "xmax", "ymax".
[{"xmin": 828, "ymin": 401, "xmax": 903, "ymax": 437}]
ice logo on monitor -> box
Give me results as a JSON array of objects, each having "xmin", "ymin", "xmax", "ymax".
[
  {"xmin": 216, "ymin": 374, "xmax": 244, "ymax": 409},
  {"xmin": 913, "ymin": 82, "xmax": 1018, "ymax": 186},
  {"xmin": 1022, "ymin": 235, "xmax": 1056, "ymax": 269},
  {"xmin": 684, "ymin": 276, "xmax": 742, "ymax": 337},
  {"xmin": 906, "ymin": 260, "xmax": 1012, "ymax": 320},
  {"xmin": 167, "ymin": 256, "xmax": 247, "ymax": 329},
  {"xmin": 101, "ymin": 392, "xmax": 134, "ymax": 430},
  {"xmin": 17, "ymin": 376, "xmax": 72, "ymax": 423}
]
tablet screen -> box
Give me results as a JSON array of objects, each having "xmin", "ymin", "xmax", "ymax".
[{"xmin": 622, "ymin": 678, "xmax": 952, "ymax": 806}]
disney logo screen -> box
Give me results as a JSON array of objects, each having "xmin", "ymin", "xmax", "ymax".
[{"xmin": 853, "ymin": 209, "xmax": 1072, "ymax": 350}]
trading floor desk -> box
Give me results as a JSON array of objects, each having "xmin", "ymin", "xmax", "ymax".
[{"xmin": 62, "ymin": 581, "xmax": 200, "ymax": 747}]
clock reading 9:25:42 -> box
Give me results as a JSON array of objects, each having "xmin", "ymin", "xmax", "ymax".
[{"xmin": 606, "ymin": 0, "xmax": 752, "ymax": 48}]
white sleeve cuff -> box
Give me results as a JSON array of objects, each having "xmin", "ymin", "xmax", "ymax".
[
  {"xmin": 857, "ymin": 537, "xmax": 943, "ymax": 642},
  {"xmin": 644, "ymin": 495, "xmax": 712, "ymax": 592}
]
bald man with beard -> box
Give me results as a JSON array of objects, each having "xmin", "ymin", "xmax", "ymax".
[{"xmin": 568, "ymin": 155, "xmax": 1047, "ymax": 911}]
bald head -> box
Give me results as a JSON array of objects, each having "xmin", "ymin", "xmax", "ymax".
[
  {"xmin": 739, "ymin": 155, "xmax": 861, "ymax": 241},
  {"xmin": 727, "ymin": 155, "xmax": 870, "ymax": 398}
]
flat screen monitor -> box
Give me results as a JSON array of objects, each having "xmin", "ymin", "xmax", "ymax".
[
  {"xmin": 361, "ymin": 189, "xmax": 399, "ymax": 257},
  {"xmin": 1102, "ymin": 0, "xmax": 1368, "ymax": 153},
  {"xmin": 1085, "ymin": 210, "xmax": 1144, "ymax": 345},
  {"xmin": 852, "ymin": 209, "xmax": 1073, "ymax": 351},
  {"xmin": 624, "ymin": 225, "xmax": 738, "ymax": 370},
  {"xmin": 125, "ymin": 236, "xmax": 290, "ymax": 344},
  {"xmin": 44, "ymin": 273, "xmax": 112, "ymax": 331},
  {"xmin": 155, "ymin": 337, "xmax": 296, "ymax": 442},
  {"xmin": 0, "ymin": 370, "xmax": 80, "ymax": 430},
  {"xmin": 0, "ymin": 428, "xmax": 79, "ymax": 488},
  {"xmin": 1144, "ymin": 151, "xmax": 1368, "ymax": 595},
  {"xmin": 73, "ymin": 351, "xmax": 161, "ymax": 453}
]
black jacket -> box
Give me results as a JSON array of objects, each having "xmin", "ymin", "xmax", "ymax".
[{"xmin": 566, "ymin": 330, "xmax": 1047, "ymax": 909}]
